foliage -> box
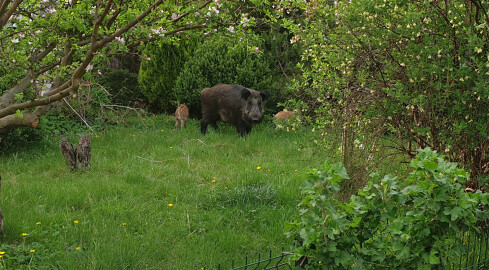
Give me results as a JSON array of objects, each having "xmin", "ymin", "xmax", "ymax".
[
  {"xmin": 172, "ymin": 34, "xmax": 277, "ymax": 115},
  {"xmin": 287, "ymin": 148, "xmax": 489, "ymax": 269},
  {"xmin": 139, "ymin": 38, "xmax": 200, "ymax": 113},
  {"xmin": 38, "ymin": 110, "xmax": 87, "ymax": 136},
  {"xmin": 0, "ymin": 127, "xmax": 43, "ymax": 153},
  {"xmin": 0, "ymin": 0, "xmax": 257, "ymax": 137},
  {"xmin": 99, "ymin": 70, "xmax": 144, "ymax": 107},
  {"xmin": 281, "ymin": 0, "xmax": 489, "ymax": 185}
]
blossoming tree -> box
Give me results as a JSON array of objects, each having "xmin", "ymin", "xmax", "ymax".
[{"xmin": 0, "ymin": 0, "xmax": 240, "ymax": 141}]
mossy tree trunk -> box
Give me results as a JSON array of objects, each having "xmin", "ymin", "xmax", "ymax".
[{"xmin": 60, "ymin": 135, "xmax": 91, "ymax": 171}]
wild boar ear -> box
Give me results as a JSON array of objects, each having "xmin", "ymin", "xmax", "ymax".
[
  {"xmin": 260, "ymin": 91, "xmax": 270, "ymax": 100},
  {"xmin": 241, "ymin": 88, "xmax": 251, "ymax": 100}
]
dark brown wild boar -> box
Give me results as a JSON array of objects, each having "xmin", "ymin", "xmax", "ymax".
[
  {"xmin": 175, "ymin": 104, "xmax": 189, "ymax": 130},
  {"xmin": 200, "ymin": 84, "xmax": 270, "ymax": 137}
]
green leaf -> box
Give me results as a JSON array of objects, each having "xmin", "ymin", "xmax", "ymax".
[
  {"xmin": 13, "ymin": 109, "xmax": 23, "ymax": 119},
  {"xmin": 422, "ymin": 160, "xmax": 438, "ymax": 170},
  {"xmin": 428, "ymin": 251, "xmax": 440, "ymax": 264}
]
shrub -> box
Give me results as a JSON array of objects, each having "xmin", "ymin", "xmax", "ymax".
[
  {"xmin": 283, "ymin": 0, "xmax": 489, "ymax": 187},
  {"xmin": 173, "ymin": 34, "xmax": 277, "ymax": 116},
  {"xmin": 0, "ymin": 127, "xmax": 43, "ymax": 154},
  {"xmin": 99, "ymin": 69, "xmax": 144, "ymax": 107},
  {"xmin": 287, "ymin": 148, "xmax": 489, "ymax": 269},
  {"xmin": 138, "ymin": 39, "xmax": 199, "ymax": 113}
]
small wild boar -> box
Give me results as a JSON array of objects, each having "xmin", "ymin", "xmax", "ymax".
[
  {"xmin": 274, "ymin": 110, "xmax": 296, "ymax": 121},
  {"xmin": 274, "ymin": 110, "xmax": 297, "ymax": 130},
  {"xmin": 200, "ymin": 84, "xmax": 270, "ymax": 137},
  {"xmin": 175, "ymin": 104, "xmax": 189, "ymax": 130}
]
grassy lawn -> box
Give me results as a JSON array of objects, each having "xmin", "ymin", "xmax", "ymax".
[{"xmin": 0, "ymin": 115, "xmax": 333, "ymax": 269}]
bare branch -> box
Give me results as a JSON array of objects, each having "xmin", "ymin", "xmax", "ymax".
[{"xmin": 63, "ymin": 98, "xmax": 94, "ymax": 132}]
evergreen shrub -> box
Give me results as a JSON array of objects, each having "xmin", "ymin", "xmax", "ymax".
[
  {"xmin": 173, "ymin": 34, "xmax": 277, "ymax": 116},
  {"xmin": 138, "ymin": 39, "xmax": 198, "ymax": 113}
]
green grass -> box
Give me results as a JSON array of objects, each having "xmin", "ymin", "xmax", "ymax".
[{"xmin": 0, "ymin": 115, "xmax": 332, "ymax": 269}]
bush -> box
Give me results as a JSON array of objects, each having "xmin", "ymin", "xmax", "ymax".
[
  {"xmin": 99, "ymin": 69, "xmax": 144, "ymax": 107},
  {"xmin": 138, "ymin": 39, "xmax": 199, "ymax": 113},
  {"xmin": 0, "ymin": 127, "xmax": 43, "ymax": 154},
  {"xmin": 283, "ymin": 0, "xmax": 489, "ymax": 186},
  {"xmin": 287, "ymin": 148, "xmax": 489, "ymax": 269},
  {"xmin": 173, "ymin": 34, "xmax": 277, "ymax": 116}
]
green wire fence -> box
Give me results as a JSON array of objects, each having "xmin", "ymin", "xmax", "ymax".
[
  {"xmin": 205, "ymin": 247, "xmax": 293, "ymax": 270},
  {"xmin": 450, "ymin": 229, "xmax": 489, "ymax": 270},
  {"xmin": 205, "ymin": 228, "xmax": 489, "ymax": 270}
]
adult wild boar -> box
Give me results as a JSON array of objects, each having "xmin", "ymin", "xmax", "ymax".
[{"xmin": 200, "ymin": 84, "xmax": 270, "ymax": 137}]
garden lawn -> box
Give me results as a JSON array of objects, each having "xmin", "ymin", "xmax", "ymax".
[{"xmin": 0, "ymin": 114, "xmax": 331, "ymax": 269}]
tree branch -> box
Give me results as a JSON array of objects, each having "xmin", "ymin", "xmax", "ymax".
[
  {"xmin": 0, "ymin": 42, "xmax": 58, "ymax": 109},
  {"xmin": 0, "ymin": 0, "xmax": 13, "ymax": 26},
  {"xmin": 127, "ymin": 24, "xmax": 208, "ymax": 49},
  {"xmin": 99, "ymin": 0, "xmax": 163, "ymax": 49},
  {"xmin": 0, "ymin": 84, "xmax": 74, "ymax": 118},
  {"xmin": 92, "ymin": 0, "xmax": 113, "ymax": 46},
  {"xmin": 0, "ymin": 0, "xmax": 22, "ymax": 29}
]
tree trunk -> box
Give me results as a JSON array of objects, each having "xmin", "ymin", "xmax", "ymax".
[
  {"xmin": 60, "ymin": 139, "xmax": 76, "ymax": 170},
  {"xmin": 60, "ymin": 135, "xmax": 91, "ymax": 171},
  {"xmin": 75, "ymin": 135, "xmax": 91, "ymax": 170}
]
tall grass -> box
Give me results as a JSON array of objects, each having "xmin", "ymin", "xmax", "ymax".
[{"xmin": 0, "ymin": 115, "xmax": 332, "ymax": 269}]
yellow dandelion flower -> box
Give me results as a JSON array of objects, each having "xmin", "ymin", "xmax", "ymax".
[
  {"xmin": 294, "ymin": 169, "xmax": 298, "ymax": 172},
  {"xmin": 22, "ymin": 233, "xmax": 28, "ymax": 237},
  {"xmin": 76, "ymin": 247, "xmax": 81, "ymax": 251},
  {"xmin": 0, "ymin": 255, "xmax": 2, "ymax": 258},
  {"xmin": 36, "ymin": 221, "xmax": 41, "ymax": 225},
  {"xmin": 225, "ymin": 187, "xmax": 228, "ymax": 190},
  {"xmin": 122, "ymin": 222, "xmax": 127, "ymax": 226},
  {"xmin": 74, "ymin": 220, "xmax": 79, "ymax": 224},
  {"xmin": 30, "ymin": 249, "xmax": 35, "ymax": 253},
  {"xmin": 257, "ymin": 166, "xmax": 262, "ymax": 170},
  {"xmin": 0, "ymin": 251, "xmax": 5, "ymax": 255},
  {"xmin": 212, "ymin": 179, "xmax": 216, "ymax": 183},
  {"xmin": 168, "ymin": 204, "xmax": 174, "ymax": 207}
]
